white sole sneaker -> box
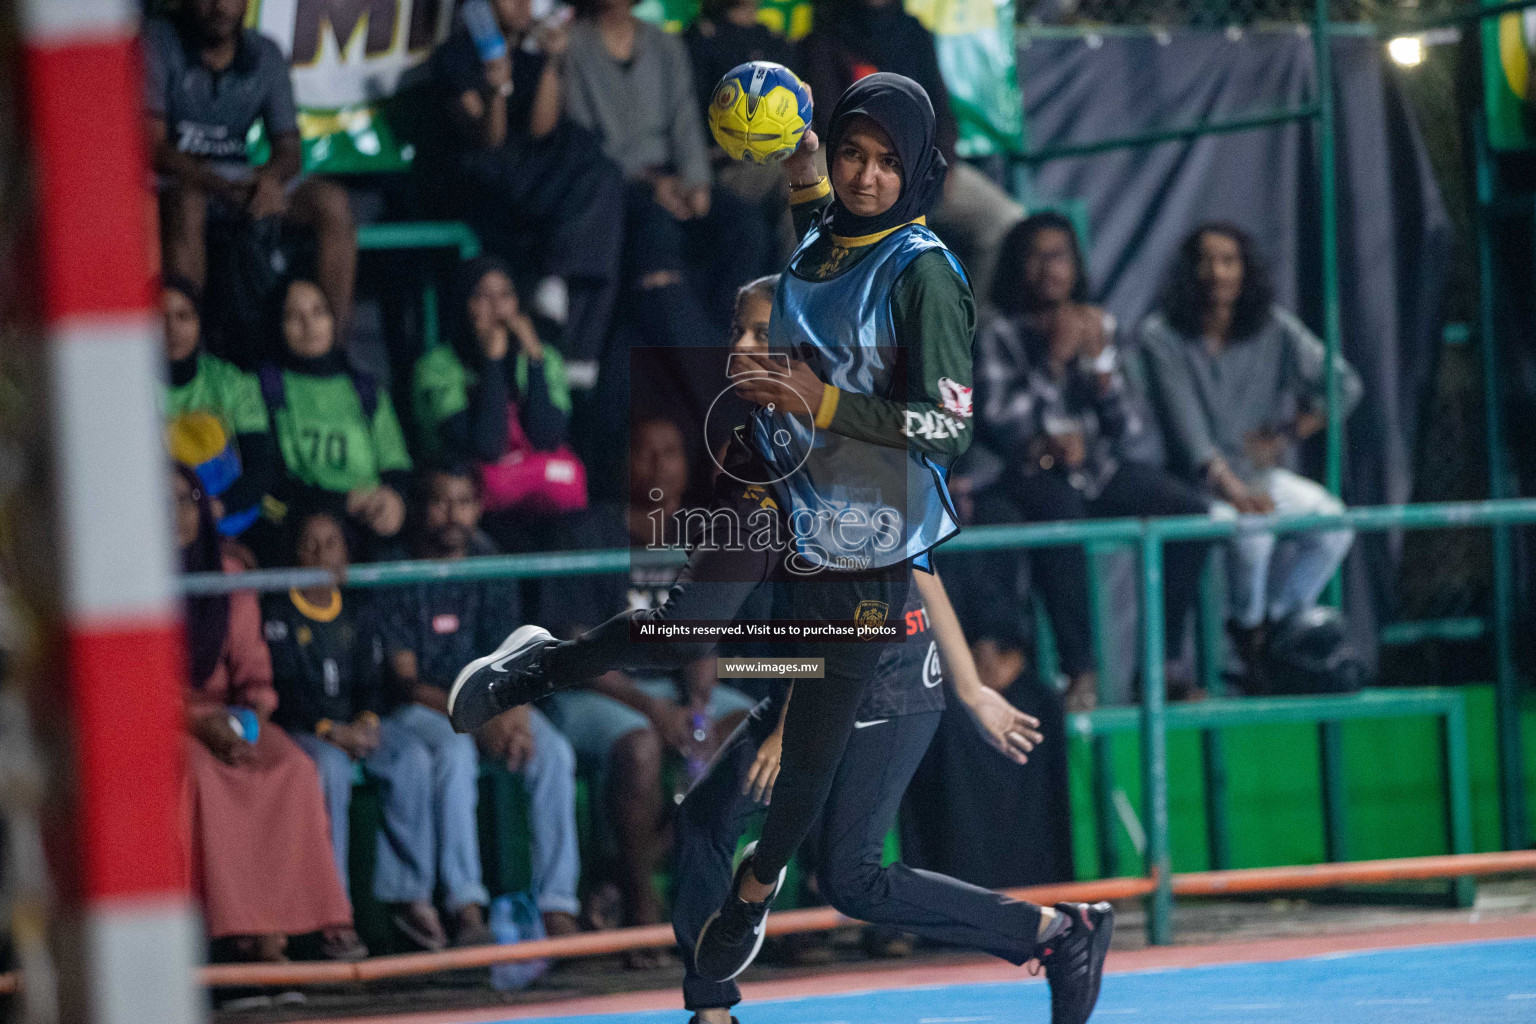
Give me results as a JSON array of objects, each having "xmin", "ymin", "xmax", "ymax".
[
  {"xmin": 694, "ymin": 841, "xmax": 787, "ymax": 983},
  {"xmin": 447, "ymin": 624, "xmax": 554, "ymax": 732}
]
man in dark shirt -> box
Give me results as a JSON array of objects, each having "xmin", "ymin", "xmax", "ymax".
[
  {"xmin": 684, "ymin": 0, "xmax": 798, "ymax": 126},
  {"xmin": 430, "ymin": 0, "xmax": 625, "ymax": 369},
  {"xmin": 375, "ymin": 468, "xmax": 581, "ymax": 943},
  {"xmin": 143, "ymin": 0, "xmax": 358, "ymax": 329},
  {"xmin": 683, "ymin": 0, "xmax": 801, "ymax": 262}
]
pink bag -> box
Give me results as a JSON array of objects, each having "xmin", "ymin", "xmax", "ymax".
[{"xmin": 478, "ymin": 403, "xmax": 588, "ymax": 515}]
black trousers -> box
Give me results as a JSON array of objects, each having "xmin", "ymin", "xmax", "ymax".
[
  {"xmin": 544, "ymin": 446, "xmax": 911, "ymax": 882},
  {"xmin": 673, "ymin": 702, "xmax": 1045, "ymax": 1010},
  {"xmin": 458, "ymin": 123, "xmax": 626, "ymax": 363},
  {"xmin": 624, "ymin": 180, "xmax": 777, "ymax": 331},
  {"xmin": 974, "ymin": 462, "xmax": 1213, "ymax": 677}
]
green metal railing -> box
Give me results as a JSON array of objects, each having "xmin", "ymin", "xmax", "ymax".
[{"xmin": 188, "ymin": 497, "xmax": 1536, "ymax": 943}]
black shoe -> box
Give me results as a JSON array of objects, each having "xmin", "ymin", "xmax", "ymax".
[
  {"xmin": 1041, "ymin": 901, "xmax": 1114, "ymax": 1024},
  {"xmin": 694, "ymin": 841, "xmax": 786, "ymax": 982},
  {"xmin": 687, "ymin": 1017, "xmax": 739, "ymax": 1024},
  {"xmin": 448, "ymin": 625, "xmax": 559, "ymax": 733}
]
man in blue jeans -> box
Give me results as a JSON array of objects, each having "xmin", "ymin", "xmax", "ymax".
[{"xmin": 374, "ymin": 468, "xmax": 581, "ymax": 948}]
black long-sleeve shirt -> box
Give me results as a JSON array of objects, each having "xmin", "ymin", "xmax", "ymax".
[
  {"xmin": 413, "ymin": 339, "xmax": 572, "ymax": 466},
  {"xmin": 263, "ymin": 589, "xmax": 384, "ymax": 734}
]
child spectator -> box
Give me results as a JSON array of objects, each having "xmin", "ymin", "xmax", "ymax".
[
  {"xmin": 973, "ymin": 214, "xmax": 1214, "ymax": 711},
  {"xmin": 1139, "ymin": 223, "xmax": 1362, "ymax": 687},
  {"xmin": 799, "ymin": 0, "xmax": 1023, "ymax": 303},
  {"xmin": 258, "ymin": 279, "xmax": 411, "ymax": 559},
  {"xmin": 565, "ymin": 0, "xmax": 775, "ymax": 333},
  {"xmin": 376, "ymin": 467, "xmax": 582, "ymax": 943},
  {"xmin": 144, "ymin": 0, "xmax": 357, "ymax": 339},
  {"xmin": 174, "ymin": 465, "xmax": 365, "ymax": 963},
  {"xmin": 412, "ymin": 258, "xmax": 586, "ymax": 550},
  {"xmin": 430, "ymin": 0, "xmax": 625, "ymax": 368},
  {"xmin": 161, "ymin": 275, "xmax": 276, "ymax": 535},
  {"xmin": 539, "ymin": 417, "xmax": 755, "ymax": 947},
  {"xmin": 260, "ymin": 512, "xmax": 399, "ymax": 933}
]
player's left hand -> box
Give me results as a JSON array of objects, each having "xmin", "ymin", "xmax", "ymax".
[
  {"xmin": 961, "ymin": 686, "xmax": 1043, "ymax": 766},
  {"xmin": 745, "ymin": 726, "xmax": 784, "ymax": 804},
  {"xmin": 733, "ymin": 353, "xmax": 826, "ymax": 420}
]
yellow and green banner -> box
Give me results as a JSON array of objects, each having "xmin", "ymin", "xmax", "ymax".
[{"xmin": 247, "ymin": 0, "xmax": 453, "ymax": 174}]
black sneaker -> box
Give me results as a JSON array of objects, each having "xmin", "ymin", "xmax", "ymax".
[
  {"xmin": 694, "ymin": 841, "xmax": 786, "ymax": 982},
  {"xmin": 1040, "ymin": 901, "xmax": 1114, "ymax": 1024},
  {"xmin": 448, "ymin": 625, "xmax": 559, "ymax": 733}
]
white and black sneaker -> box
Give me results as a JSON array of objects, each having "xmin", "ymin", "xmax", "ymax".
[
  {"xmin": 1040, "ymin": 901, "xmax": 1115, "ymax": 1024},
  {"xmin": 694, "ymin": 841, "xmax": 786, "ymax": 983},
  {"xmin": 448, "ymin": 625, "xmax": 560, "ymax": 733}
]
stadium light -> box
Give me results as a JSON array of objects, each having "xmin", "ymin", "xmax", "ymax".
[{"xmin": 1388, "ymin": 35, "xmax": 1425, "ymax": 67}]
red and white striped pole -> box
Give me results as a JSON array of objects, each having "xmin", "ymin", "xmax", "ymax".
[{"xmin": 20, "ymin": 1, "xmax": 200, "ymax": 1022}]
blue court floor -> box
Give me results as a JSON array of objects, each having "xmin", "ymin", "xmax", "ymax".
[{"xmin": 505, "ymin": 938, "xmax": 1536, "ymax": 1024}]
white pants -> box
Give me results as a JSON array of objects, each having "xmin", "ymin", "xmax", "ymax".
[{"xmin": 1213, "ymin": 468, "xmax": 1354, "ymax": 629}]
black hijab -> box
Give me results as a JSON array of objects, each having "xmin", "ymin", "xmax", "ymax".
[
  {"xmin": 177, "ymin": 463, "xmax": 229, "ymax": 688},
  {"xmin": 272, "ymin": 277, "xmax": 347, "ymax": 377},
  {"xmin": 451, "ymin": 255, "xmax": 517, "ymax": 367},
  {"xmin": 164, "ymin": 274, "xmax": 205, "ymax": 387},
  {"xmin": 823, "ymin": 72, "xmax": 948, "ymax": 239}
]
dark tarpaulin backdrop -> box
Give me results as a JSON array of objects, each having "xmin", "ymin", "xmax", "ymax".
[{"xmin": 1015, "ymin": 28, "xmax": 1452, "ymax": 676}]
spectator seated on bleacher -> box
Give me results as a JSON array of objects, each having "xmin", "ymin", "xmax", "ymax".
[
  {"xmin": 375, "ymin": 467, "xmax": 582, "ymax": 945},
  {"xmin": 538, "ymin": 416, "xmax": 755, "ymax": 952},
  {"xmin": 799, "ymin": 0, "xmax": 1022, "ymax": 304},
  {"xmin": 683, "ymin": 0, "xmax": 800, "ymax": 258},
  {"xmin": 1139, "ymin": 223, "xmax": 1362, "ymax": 692},
  {"xmin": 412, "ymin": 257, "xmax": 586, "ymax": 553},
  {"xmin": 429, "ymin": 0, "xmax": 625, "ymax": 370},
  {"xmin": 263, "ymin": 510, "xmax": 438, "ymax": 945},
  {"xmin": 173, "ymin": 465, "xmax": 366, "ymax": 964},
  {"xmin": 972, "ymin": 214, "xmax": 1214, "ymax": 712},
  {"xmin": 565, "ymin": 0, "xmax": 776, "ymax": 337},
  {"xmin": 161, "ymin": 275, "xmax": 276, "ymax": 537},
  {"xmin": 143, "ymin": 0, "xmax": 357, "ymax": 355},
  {"xmin": 255, "ymin": 278, "xmax": 412, "ymax": 562}
]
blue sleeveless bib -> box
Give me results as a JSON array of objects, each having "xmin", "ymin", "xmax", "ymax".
[{"xmin": 748, "ymin": 220, "xmax": 963, "ymax": 571}]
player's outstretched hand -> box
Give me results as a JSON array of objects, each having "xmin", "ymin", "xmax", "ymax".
[{"xmin": 961, "ymin": 686, "xmax": 1044, "ymax": 766}]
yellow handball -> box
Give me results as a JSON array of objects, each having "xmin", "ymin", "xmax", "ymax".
[{"xmin": 707, "ymin": 61, "xmax": 813, "ymax": 165}]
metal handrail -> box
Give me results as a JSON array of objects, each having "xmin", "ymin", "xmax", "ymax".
[{"xmin": 183, "ymin": 498, "xmax": 1536, "ymax": 596}]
